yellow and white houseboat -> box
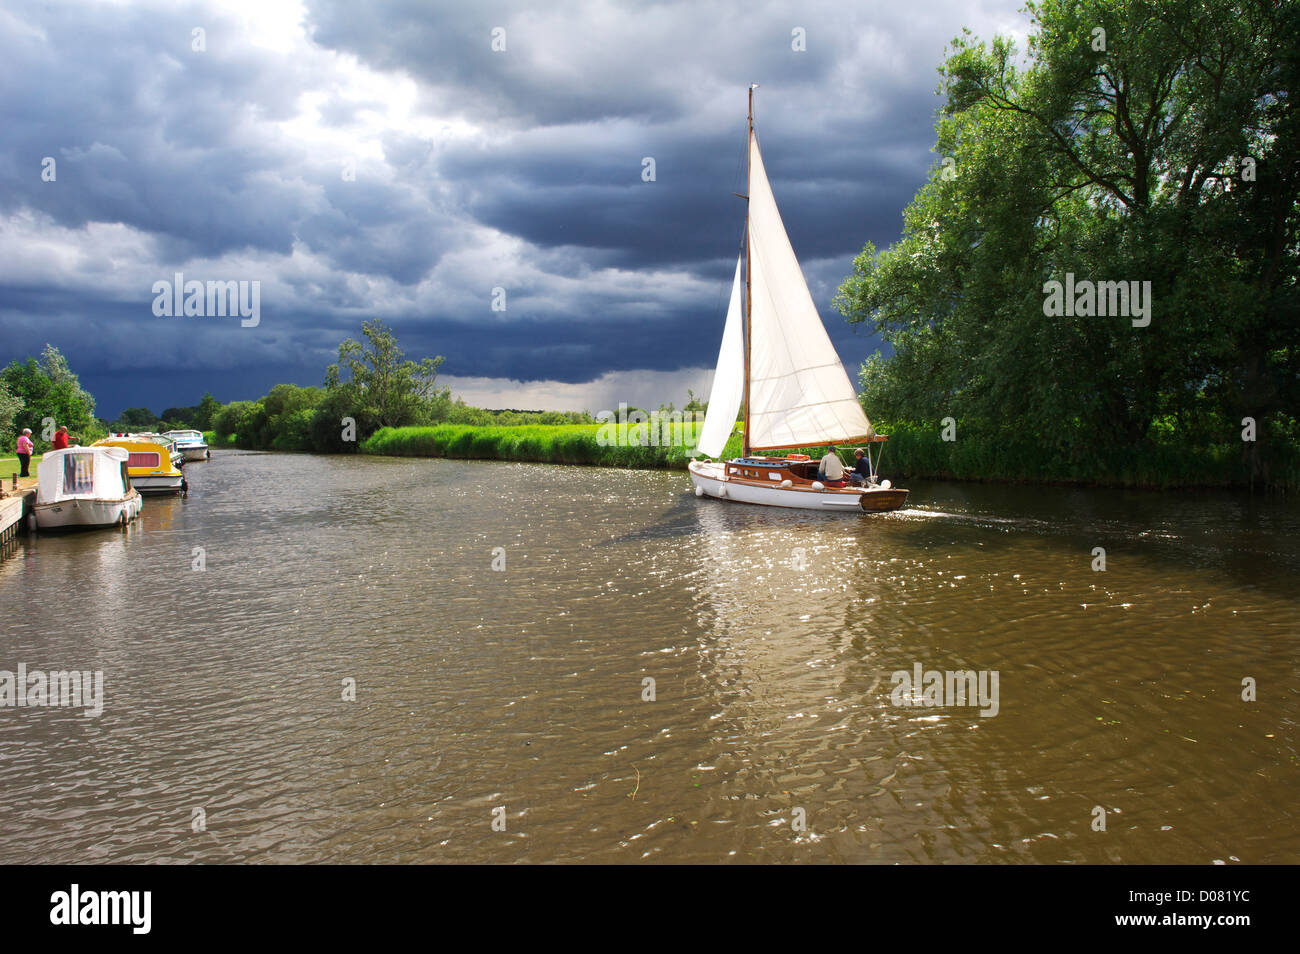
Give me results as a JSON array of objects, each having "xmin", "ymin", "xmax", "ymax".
[{"xmin": 93, "ymin": 436, "xmax": 187, "ymax": 495}]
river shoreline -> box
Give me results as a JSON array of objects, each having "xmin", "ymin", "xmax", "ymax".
[
  {"xmin": 201, "ymin": 423, "xmax": 1294, "ymax": 493},
  {"xmin": 352, "ymin": 424, "xmax": 1293, "ymax": 494}
]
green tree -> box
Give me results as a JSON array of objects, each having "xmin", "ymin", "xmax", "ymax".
[
  {"xmin": 159, "ymin": 405, "xmax": 197, "ymax": 428},
  {"xmin": 835, "ymin": 0, "xmax": 1299, "ymax": 483},
  {"xmin": 0, "ymin": 379, "xmax": 22, "ymax": 449},
  {"xmin": 309, "ymin": 388, "xmax": 381, "ymax": 453},
  {"xmin": 2, "ymin": 345, "xmax": 101, "ymax": 448},
  {"xmin": 193, "ymin": 393, "xmax": 221, "ymax": 430},
  {"xmin": 324, "ymin": 319, "xmax": 448, "ymax": 430},
  {"xmin": 253, "ymin": 384, "xmax": 324, "ymax": 449},
  {"xmin": 112, "ymin": 407, "xmax": 160, "ymax": 430},
  {"xmin": 212, "ymin": 401, "xmax": 262, "ymax": 446}
]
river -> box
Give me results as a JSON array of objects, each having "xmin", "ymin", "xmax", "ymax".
[{"xmin": 1, "ymin": 450, "xmax": 1297, "ymax": 863}]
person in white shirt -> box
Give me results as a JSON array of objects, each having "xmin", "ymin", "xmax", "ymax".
[{"xmin": 818, "ymin": 444, "xmax": 845, "ymax": 483}]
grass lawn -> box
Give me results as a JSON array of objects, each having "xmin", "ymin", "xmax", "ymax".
[{"xmin": 0, "ymin": 455, "xmax": 42, "ymax": 480}]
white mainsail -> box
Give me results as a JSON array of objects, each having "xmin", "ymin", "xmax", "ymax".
[
  {"xmin": 696, "ymin": 254, "xmax": 745, "ymax": 458},
  {"xmin": 746, "ymin": 133, "xmax": 872, "ymax": 450}
]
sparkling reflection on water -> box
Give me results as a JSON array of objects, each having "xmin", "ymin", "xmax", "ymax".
[{"xmin": 0, "ymin": 451, "xmax": 1297, "ymax": 863}]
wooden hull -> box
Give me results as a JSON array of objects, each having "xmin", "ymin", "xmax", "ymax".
[
  {"xmin": 34, "ymin": 491, "xmax": 141, "ymax": 530},
  {"xmin": 859, "ymin": 488, "xmax": 910, "ymax": 511},
  {"xmin": 688, "ymin": 459, "xmax": 908, "ymax": 512}
]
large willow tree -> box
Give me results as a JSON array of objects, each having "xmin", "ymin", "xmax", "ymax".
[{"xmin": 836, "ymin": 0, "xmax": 1298, "ymax": 482}]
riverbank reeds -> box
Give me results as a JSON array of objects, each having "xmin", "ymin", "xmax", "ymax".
[
  {"xmin": 361, "ymin": 423, "xmax": 719, "ymax": 468},
  {"xmin": 864, "ymin": 421, "xmax": 1299, "ymax": 491},
  {"xmin": 360, "ymin": 421, "xmax": 1297, "ymax": 490}
]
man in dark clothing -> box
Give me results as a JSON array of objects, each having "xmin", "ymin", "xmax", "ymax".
[{"xmin": 848, "ymin": 448, "xmax": 874, "ymax": 485}]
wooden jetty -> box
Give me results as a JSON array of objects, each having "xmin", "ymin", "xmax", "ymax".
[{"xmin": 0, "ymin": 476, "xmax": 36, "ymax": 555}]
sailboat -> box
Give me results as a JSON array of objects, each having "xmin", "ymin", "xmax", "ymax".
[{"xmin": 689, "ymin": 88, "xmax": 909, "ymax": 513}]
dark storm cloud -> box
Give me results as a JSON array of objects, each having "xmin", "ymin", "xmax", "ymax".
[
  {"xmin": 0, "ymin": 0, "xmax": 1027, "ymax": 415},
  {"xmin": 0, "ymin": 2, "xmax": 444, "ymax": 276},
  {"xmin": 306, "ymin": 0, "xmax": 959, "ymax": 270},
  {"xmin": 304, "ymin": 0, "xmax": 704, "ymax": 127}
]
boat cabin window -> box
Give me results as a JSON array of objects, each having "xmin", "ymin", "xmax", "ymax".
[
  {"xmin": 128, "ymin": 451, "xmax": 161, "ymax": 469},
  {"xmin": 63, "ymin": 453, "xmax": 94, "ymax": 495}
]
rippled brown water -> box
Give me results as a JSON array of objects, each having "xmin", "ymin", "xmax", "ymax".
[{"xmin": 1, "ymin": 451, "xmax": 1297, "ymax": 863}]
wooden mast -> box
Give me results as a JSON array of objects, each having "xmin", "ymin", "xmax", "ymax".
[{"xmin": 742, "ymin": 85, "xmax": 754, "ymax": 458}]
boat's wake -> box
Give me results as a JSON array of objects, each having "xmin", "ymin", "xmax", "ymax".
[{"xmin": 893, "ymin": 507, "xmax": 1057, "ymax": 532}]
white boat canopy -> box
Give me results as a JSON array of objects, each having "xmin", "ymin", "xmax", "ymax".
[{"xmin": 36, "ymin": 446, "xmax": 131, "ymax": 503}]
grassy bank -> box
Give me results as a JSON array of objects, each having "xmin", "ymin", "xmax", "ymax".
[
  {"xmin": 362, "ymin": 423, "xmax": 724, "ymax": 468},
  {"xmin": 0, "ymin": 455, "xmax": 41, "ymax": 480},
  {"xmin": 360, "ymin": 421, "xmax": 1297, "ymax": 490},
  {"xmin": 362, "ymin": 423, "xmax": 887, "ymax": 473},
  {"xmin": 203, "ymin": 430, "xmax": 237, "ymax": 448}
]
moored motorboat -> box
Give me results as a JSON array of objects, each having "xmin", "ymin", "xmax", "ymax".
[
  {"xmin": 689, "ymin": 87, "xmax": 908, "ymax": 513},
  {"xmin": 135, "ymin": 432, "xmax": 184, "ymax": 469},
  {"xmin": 163, "ymin": 429, "xmax": 210, "ymax": 461},
  {"xmin": 105, "ymin": 432, "xmax": 185, "ymax": 469},
  {"xmin": 32, "ymin": 446, "xmax": 143, "ymax": 530},
  {"xmin": 93, "ymin": 436, "xmax": 187, "ymax": 495}
]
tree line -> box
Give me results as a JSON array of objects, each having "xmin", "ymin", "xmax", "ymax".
[
  {"xmin": 1, "ymin": 346, "xmax": 103, "ymax": 451},
  {"xmin": 1, "ymin": 322, "xmax": 705, "ymax": 459},
  {"xmin": 209, "ymin": 319, "xmax": 595, "ymax": 452},
  {"xmin": 835, "ymin": 0, "xmax": 1298, "ymax": 488}
]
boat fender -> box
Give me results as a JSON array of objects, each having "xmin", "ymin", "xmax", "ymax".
[
  {"xmin": 811, "ymin": 481, "xmax": 825, "ymax": 491},
  {"xmin": 694, "ymin": 485, "xmax": 704, "ymax": 497},
  {"xmin": 881, "ymin": 479, "xmax": 892, "ymax": 490},
  {"xmin": 780, "ymin": 479, "xmax": 792, "ymax": 488},
  {"xmin": 717, "ymin": 485, "xmax": 727, "ymax": 498}
]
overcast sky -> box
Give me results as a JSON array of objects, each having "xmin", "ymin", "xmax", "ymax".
[{"xmin": 0, "ymin": 0, "xmax": 1029, "ymax": 418}]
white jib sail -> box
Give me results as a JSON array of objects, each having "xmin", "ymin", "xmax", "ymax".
[
  {"xmin": 746, "ymin": 134, "xmax": 872, "ymax": 450},
  {"xmin": 696, "ymin": 254, "xmax": 745, "ymax": 458}
]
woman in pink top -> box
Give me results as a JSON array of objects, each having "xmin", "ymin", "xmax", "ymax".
[{"xmin": 15, "ymin": 428, "xmax": 34, "ymax": 478}]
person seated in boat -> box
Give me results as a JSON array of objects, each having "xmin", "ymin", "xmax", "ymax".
[
  {"xmin": 817, "ymin": 445, "xmax": 846, "ymax": 486},
  {"xmin": 848, "ymin": 448, "xmax": 873, "ymax": 485}
]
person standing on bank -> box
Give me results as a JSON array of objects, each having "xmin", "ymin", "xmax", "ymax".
[
  {"xmin": 15, "ymin": 428, "xmax": 34, "ymax": 478},
  {"xmin": 818, "ymin": 444, "xmax": 845, "ymax": 485},
  {"xmin": 52, "ymin": 426, "xmax": 70, "ymax": 451}
]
